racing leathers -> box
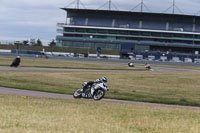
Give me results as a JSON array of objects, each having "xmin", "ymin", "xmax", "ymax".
[{"xmin": 82, "ymin": 79, "xmax": 103, "ymax": 92}]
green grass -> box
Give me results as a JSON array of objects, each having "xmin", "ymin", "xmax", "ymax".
[
  {"xmin": 150, "ymin": 64, "xmax": 200, "ymax": 70},
  {"xmin": 0, "ymin": 94, "xmax": 199, "ymax": 133},
  {"xmin": 0, "ymin": 71, "xmax": 200, "ymax": 106},
  {"xmin": 1, "ymin": 55, "xmax": 200, "ymax": 71},
  {"xmin": 0, "ymin": 56, "xmax": 200, "ymax": 106},
  {"xmin": 0, "ymin": 56, "xmax": 145, "ymax": 70}
]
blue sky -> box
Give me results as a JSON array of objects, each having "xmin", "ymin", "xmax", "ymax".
[{"xmin": 0, "ymin": 0, "xmax": 200, "ymax": 45}]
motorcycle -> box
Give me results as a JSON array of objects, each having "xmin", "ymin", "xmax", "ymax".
[
  {"xmin": 73, "ymin": 81, "xmax": 109, "ymax": 100},
  {"xmin": 128, "ymin": 62, "xmax": 134, "ymax": 67},
  {"xmin": 145, "ymin": 64, "xmax": 153, "ymax": 71}
]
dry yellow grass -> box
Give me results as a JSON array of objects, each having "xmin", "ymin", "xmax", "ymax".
[{"xmin": 0, "ymin": 94, "xmax": 199, "ymax": 133}]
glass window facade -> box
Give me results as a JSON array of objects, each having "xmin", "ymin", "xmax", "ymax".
[
  {"xmin": 62, "ymin": 41, "xmax": 120, "ymax": 50},
  {"xmin": 59, "ymin": 26, "xmax": 200, "ymax": 51}
]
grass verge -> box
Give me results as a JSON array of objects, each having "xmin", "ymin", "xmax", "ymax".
[
  {"xmin": 0, "ymin": 56, "xmax": 145, "ymax": 71},
  {"xmin": 1, "ymin": 56, "xmax": 200, "ymax": 70},
  {"xmin": 0, "ymin": 94, "xmax": 199, "ymax": 133}
]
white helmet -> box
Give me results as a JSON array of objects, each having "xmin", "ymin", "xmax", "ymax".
[
  {"xmin": 82, "ymin": 82, "xmax": 87, "ymax": 87},
  {"xmin": 101, "ymin": 77, "xmax": 107, "ymax": 83}
]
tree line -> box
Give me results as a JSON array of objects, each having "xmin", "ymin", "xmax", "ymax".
[{"xmin": 14, "ymin": 39, "xmax": 56, "ymax": 47}]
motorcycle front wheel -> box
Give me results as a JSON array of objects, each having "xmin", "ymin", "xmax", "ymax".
[
  {"xmin": 73, "ymin": 88, "xmax": 82, "ymax": 99},
  {"xmin": 93, "ymin": 89, "xmax": 105, "ymax": 100}
]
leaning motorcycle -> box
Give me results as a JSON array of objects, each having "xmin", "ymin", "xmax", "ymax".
[{"xmin": 73, "ymin": 82, "xmax": 109, "ymax": 100}]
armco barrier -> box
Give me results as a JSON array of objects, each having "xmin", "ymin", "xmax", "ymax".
[{"xmin": 11, "ymin": 50, "xmax": 41, "ymax": 55}]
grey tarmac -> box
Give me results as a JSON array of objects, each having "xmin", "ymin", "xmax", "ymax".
[
  {"xmin": 0, "ymin": 87, "xmax": 199, "ymax": 109},
  {"xmin": 0, "ymin": 66, "xmax": 200, "ymax": 72}
]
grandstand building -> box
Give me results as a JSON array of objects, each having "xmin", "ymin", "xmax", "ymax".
[{"xmin": 56, "ymin": 8, "xmax": 200, "ymax": 57}]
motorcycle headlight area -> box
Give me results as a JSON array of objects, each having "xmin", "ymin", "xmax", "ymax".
[{"xmin": 103, "ymin": 83, "xmax": 107, "ymax": 87}]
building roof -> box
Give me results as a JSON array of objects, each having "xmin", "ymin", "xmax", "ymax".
[{"xmin": 62, "ymin": 8, "xmax": 200, "ymax": 19}]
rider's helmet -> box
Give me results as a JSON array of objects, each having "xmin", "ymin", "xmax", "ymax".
[
  {"xmin": 101, "ymin": 77, "xmax": 107, "ymax": 83},
  {"xmin": 82, "ymin": 82, "xmax": 87, "ymax": 87}
]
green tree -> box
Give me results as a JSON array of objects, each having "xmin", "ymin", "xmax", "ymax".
[
  {"xmin": 49, "ymin": 39, "xmax": 56, "ymax": 47},
  {"xmin": 23, "ymin": 40, "xmax": 29, "ymax": 46},
  {"xmin": 35, "ymin": 39, "xmax": 42, "ymax": 46}
]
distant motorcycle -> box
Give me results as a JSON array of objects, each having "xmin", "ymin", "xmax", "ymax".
[
  {"xmin": 128, "ymin": 62, "xmax": 134, "ymax": 67},
  {"xmin": 145, "ymin": 63, "xmax": 153, "ymax": 71},
  {"xmin": 73, "ymin": 81, "xmax": 109, "ymax": 100}
]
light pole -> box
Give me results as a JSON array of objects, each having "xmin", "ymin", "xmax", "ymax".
[{"xmin": 88, "ymin": 35, "xmax": 93, "ymax": 54}]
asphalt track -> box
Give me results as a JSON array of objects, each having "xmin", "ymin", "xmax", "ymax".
[
  {"xmin": 0, "ymin": 65, "xmax": 200, "ymax": 72},
  {"xmin": 0, "ymin": 66, "xmax": 113, "ymax": 72},
  {"xmin": 0, "ymin": 86, "xmax": 199, "ymax": 109}
]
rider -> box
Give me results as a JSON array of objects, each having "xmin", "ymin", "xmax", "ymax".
[
  {"xmin": 144, "ymin": 63, "xmax": 151, "ymax": 70},
  {"xmin": 82, "ymin": 77, "xmax": 107, "ymax": 92},
  {"xmin": 10, "ymin": 56, "xmax": 21, "ymax": 67},
  {"xmin": 128, "ymin": 61, "xmax": 134, "ymax": 67}
]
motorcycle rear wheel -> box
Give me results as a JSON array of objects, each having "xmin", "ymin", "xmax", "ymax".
[
  {"xmin": 73, "ymin": 88, "xmax": 82, "ymax": 98},
  {"xmin": 93, "ymin": 89, "xmax": 105, "ymax": 100}
]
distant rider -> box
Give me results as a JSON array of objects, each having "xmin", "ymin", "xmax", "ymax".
[
  {"xmin": 10, "ymin": 56, "xmax": 21, "ymax": 67},
  {"xmin": 82, "ymin": 77, "xmax": 107, "ymax": 92},
  {"xmin": 128, "ymin": 61, "xmax": 134, "ymax": 67},
  {"xmin": 144, "ymin": 63, "xmax": 151, "ymax": 70}
]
